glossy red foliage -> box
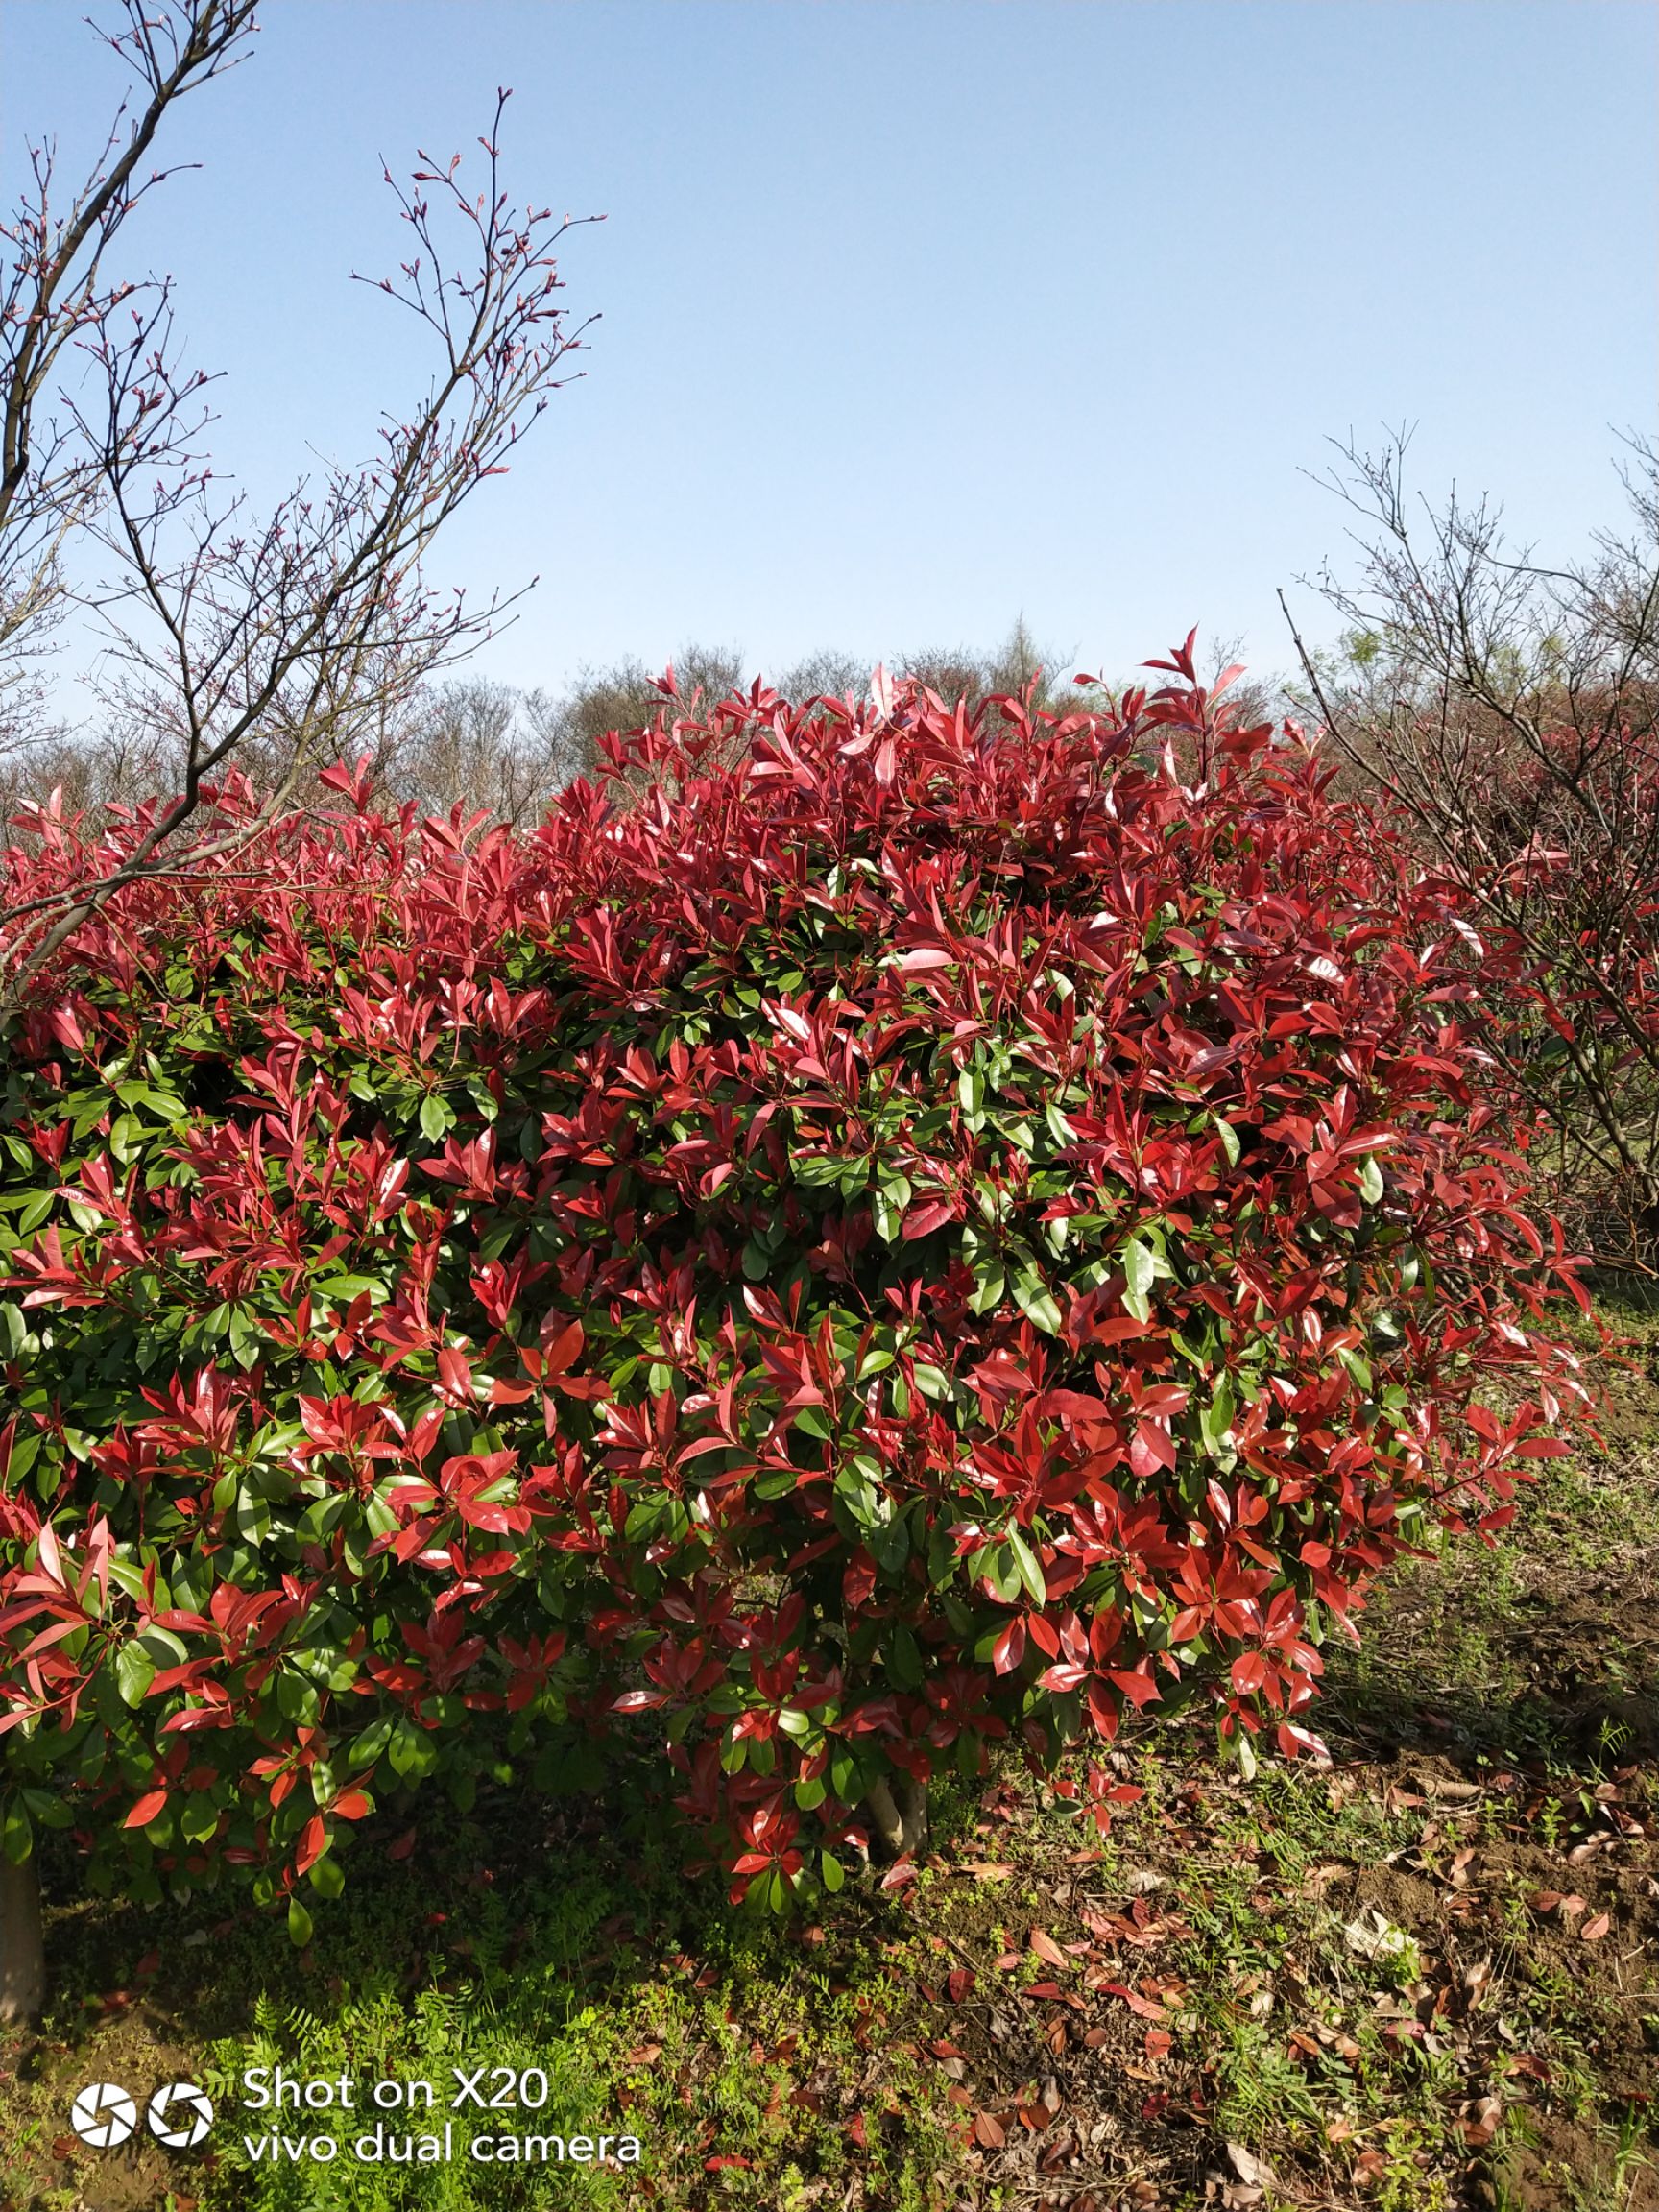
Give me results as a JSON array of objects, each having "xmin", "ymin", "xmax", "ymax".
[{"xmin": 0, "ymin": 646, "xmax": 1595, "ymax": 1915}]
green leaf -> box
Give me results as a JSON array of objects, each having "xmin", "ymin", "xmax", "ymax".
[
  {"xmin": 309, "ymin": 1852, "xmax": 346, "ymax": 1899},
  {"xmin": 288, "ymin": 1897, "xmax": 314, "ymax": 1947},
  {"xmin": 1124, "ymin": 1236, "xmax": 1158, "ymax": 1302},
  {"xmin": 114, "ymin": 1640, "xmax": 156, "ymax": 1708},
  {"xmin": 869, "ymin": 1514, "xmax": 909, "ymax": 1575},
  {"xmin": 872, "ymin": 1172, "xmax": 912, "ymax": 1245},
  {"xmin": 820, "ymin": 1849, "xmax": 845, "ymax": 1894},
  {"xmin": 1010, "ymin": 1265, "xmax": 1063, "ymax": 1335},
  {"xmin": 832, "ymin": 1462, "xmax": 881, "ymax": 1531},
  {"xmin": 137, "ymin": 1626, "xmax": 190, "ymax": 1670},
  {"xmin": 1006, "ymin": 1527, "xmax": 1046, "ymax": 1604},
  {"xmin": 1339, "ymin": 1346, "xmax": 1374, "ymax": 1392},
  {"xmin": 419, "ymin": 1094, "xmax": 453, "ymax": 1143},
  {"xmin": 1200, "ymin": 1376, "xmax": 1237, "ymax": 1458},
  {"xmin": 349, "ymin": 1719, "xmax": 394, "ymax": 1767},
  {"xmin": 1358, "ymin": 1154, "xmax": 1384, "ymax": 1206},
  {"xmin": 180, "ymin": 1796, "xmax": 221, "ymax": 1844},
  {"xmin": 14, "ymin": 1190, "xmax": 53, "ymax": 1236},
  {"xmin": 313, "ymin": 1274, "xmax": 384, "ymax": 1303},
  {"xmin": 740, "ymin": 1238, "xmax": 771, "ymax": 1281},
  {"xmin": 887, "ymin": 1623, "xmax": 924, "ymax": 1689},
  {"xmin": 979, "ymin": 1543, "xmax": 1022, "ymax": 1605}
]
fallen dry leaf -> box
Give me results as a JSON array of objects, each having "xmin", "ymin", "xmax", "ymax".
[
  {"xmin": 1462, "ymin": 2094, "xmax": 1502, "ymax": 2149},
  {"xmin": 1463, "ymin": 1956, "xmax": 1494, "ymax": 2004},
  {"xmin": 1343, "ymin": 1908, "xmax": 1413, "ymax": 1961},
  {"xmin": 1226, "ymin": 2139, "xmax": 1277, "ymax": 2189}
]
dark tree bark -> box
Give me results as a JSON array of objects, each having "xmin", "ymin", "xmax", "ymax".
[{"xmin": 0, "ymin": 1856, "xmax": 44, "ymax": 2024}]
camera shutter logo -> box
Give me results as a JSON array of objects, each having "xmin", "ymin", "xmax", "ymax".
[
  {"xmin": 147, "ymin": 2081, "xmax": 214, "ymax": 2149},
  {"xmin": 69, "ymin": 2083, "xmax": 138, "ymax": 2148}
]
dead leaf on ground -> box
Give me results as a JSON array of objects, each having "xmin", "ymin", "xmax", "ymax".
[
  {"xmin": 1461, "ymin": 2094, "xmax": 1503, "ymax": 2148},
  {"xmin": 1226, "ymin": 2139, "xmax": 1277, "ymax": 2188}
]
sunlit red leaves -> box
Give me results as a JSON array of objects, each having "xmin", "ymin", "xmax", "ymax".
[
  {"xmin": 0, "ymin": 658, "xmax": 1597, "ymax": 1914},
  {"xmin": 123, "ymin": 1788, "xmax": 168, "ymax": 1829}
]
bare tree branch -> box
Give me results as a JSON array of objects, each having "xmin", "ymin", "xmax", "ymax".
[
  {"xmin": 1282, "ymin": 429, "xmax": 1659, "ymax": 1271},
  {"xmin": 1, "ymin": 22, "xmax": 602, "ymax": 1007}
]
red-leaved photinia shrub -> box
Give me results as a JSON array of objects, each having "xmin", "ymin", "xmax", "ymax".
[{"xmin": 0, "ymin": 640, "xmax": 1595, "ymax": 1926}]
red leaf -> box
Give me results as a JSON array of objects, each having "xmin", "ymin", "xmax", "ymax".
[
  {"xmin": 1028, "ymin": 1928, "xmax": 1069, "ymax": 1968},
  {"xmin": 902, "ymin": 1197, "xmax": 956, "ymax": 1239}
]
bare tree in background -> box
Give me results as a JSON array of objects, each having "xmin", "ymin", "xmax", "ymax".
[
  {"xmin": 772, "ymin": 647, "xmax": 870, "ymax": 714},
  {"xmin": 1282, "ymin": 427, "xmax": 1659, "ymax": 1272},
  {"xmin": 0, "ymin": 0, "xmax": 600, "ymax": 1007},
  {"xmin": 0, "ymin": 0, "xmax": 259, "ymax": 757}
]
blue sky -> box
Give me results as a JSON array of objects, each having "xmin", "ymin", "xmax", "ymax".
[{"xmin": 5, "ymin": 0, "xmax": 1656, "ymax": 712}]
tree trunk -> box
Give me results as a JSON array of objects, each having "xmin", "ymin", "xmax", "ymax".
[
  {"xmin": 0, "ymin": 1855, "xmax": 44, "ymax": 2024},
  {"xmin": 865, "ymin": 1776, "xmax": 929, "ymax": 1861},
  {"xmin": 895, "ymin": 1773, "xmax": 929, "ymax": 1856}
]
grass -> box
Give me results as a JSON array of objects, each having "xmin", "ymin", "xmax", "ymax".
[{"xmin": 2, "ymin": 1287, "xmax": 1655, "ymax": 2212}]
